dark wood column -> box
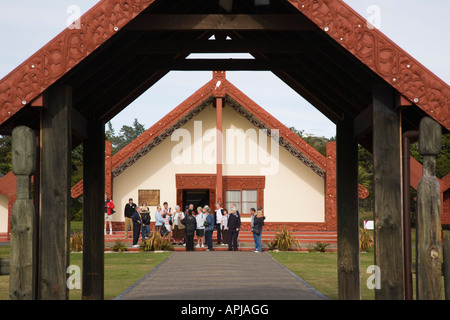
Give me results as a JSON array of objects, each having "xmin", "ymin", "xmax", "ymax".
[
  {"xmin": 372, "ymin": 84, "xmax": 404, "ymax": 299},
  {"xmin": 39, "ymin": 85, "xmax": 72, "ymax": 300},
  {"xmin": 336, "ymin": 114, "xmax": 360, "ymax": 300},
  {"xmin": 82, "ymin": 118, "xmax": 105, "ymax": 300}
]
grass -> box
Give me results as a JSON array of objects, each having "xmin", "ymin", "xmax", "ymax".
[
  {"xmin": 69, "ymin": 251, "xmax": 171, "ymax": 300},
  {"xmin": 0, "ymin": 245, "xmax": 171, "ymax": 300},
  {"xmin": 269, "ymin": 250, "xmax": 376, "ymax": 300},
  {"xmin": 2, "ymin": 225, "xmax": 450, "ymax": 300}
]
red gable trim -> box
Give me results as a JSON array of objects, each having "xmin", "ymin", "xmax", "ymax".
[
  {"xmin": 111, "ymin": 73, "xmax": 326, "ymax": 177},
  {"xmin": 111, "ymin": 78, "xmax": 216, "ymax": 174},
  {"xmin": 288, "ymin": 0, "xmax": 450, "ymax": 130},
  {"xmin": 0, "ymin": 0, "xmax": 155, "ymax": 124},
  {"xmin": 223, "ymin": 79, "xmax": 327, "ymax": 170}
]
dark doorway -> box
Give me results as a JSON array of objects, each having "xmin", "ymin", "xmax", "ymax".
[{"xmin": 183, "ymin": 189, "xmax": 210, "ymax": 211}]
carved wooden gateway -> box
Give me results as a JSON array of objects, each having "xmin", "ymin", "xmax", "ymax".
[{"xmin": 0, "ymin": 0, "xmax": 449, "ymax": 301}]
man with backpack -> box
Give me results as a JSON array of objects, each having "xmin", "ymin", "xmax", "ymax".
[{"xmin": 140, "ymin": 203, "xmax": 151, "ymax": 240}]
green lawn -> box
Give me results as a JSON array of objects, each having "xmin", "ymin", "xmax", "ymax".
[
  {"xmin": 269, "ymin": 251, "xmax": 376, "ymax": 300},
  {"xmin": 0, "ymin": 247, "xmax": 171, "ymax": 300},
  {"xmin": 69, "ymin": 251, "xmax": 171, "ymax": 300}
]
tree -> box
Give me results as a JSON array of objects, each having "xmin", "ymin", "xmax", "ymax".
[
  {"xmin": 410, "ymin": 133, "xmax": 450, "ymax": 179},
  {"xmin": 107, "ymin": 118, "xmax": 146, "ymax": 154},
  {"xmin": 0, "ymin": 135, "xmax": 12, "ymax": 175}
]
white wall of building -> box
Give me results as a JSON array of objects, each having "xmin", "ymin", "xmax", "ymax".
[
  {"xmin": 222, "ymin": 105, "xmax": 325, "ymax": 223},
  {"xmin": 112, "ymin": 104, "xmax": 217, "ymax": 220},
  {"xmin": 112, "ymin": 103, "xmax": 324, "ymax": 223},
  {"xmin": 0, "ymin": 194, "xmax": 8, "ymax": 233}
]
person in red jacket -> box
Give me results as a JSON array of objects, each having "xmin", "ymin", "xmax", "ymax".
[{"xmin": 104, "ymin": 194, "xmax": 115, "ymax": 235}]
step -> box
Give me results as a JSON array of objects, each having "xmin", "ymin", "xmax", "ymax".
[
  {"xmin": 103, "ymin": 231, "xmax": 337, "ymax": 244},
  {"xmin": 0, "ymin": 233, "xmax": 9, "ymax": 243}
]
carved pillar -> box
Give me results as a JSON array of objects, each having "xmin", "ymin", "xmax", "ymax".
[
  {"xmin": 416, "ymin": 117, "xmax": 442, "ymax": 300},
  {"xmin": 10, "ymin": 126, "xmax": 36, "ymax": 300}
]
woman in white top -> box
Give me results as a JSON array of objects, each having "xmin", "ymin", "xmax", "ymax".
[
  {"xmin": 162, "ymin": 202, "xmax": 172, "ymax": 240},
  {"xmin": 195, "ymin": 206, "xmax": 205, "ymax": 248},
  {"xmin": 221, "ymin": 208, "xmax": 229, "ymax": 246},
  {"xmin": 172, "ymin": 205, "xmax": 185, "ymax": 245}
]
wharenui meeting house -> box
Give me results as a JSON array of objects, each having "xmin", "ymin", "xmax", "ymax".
[
  {"xmin": 71, "ymin": 70, "xmax": 367, "ymax": 231},
  {"xmin": 1, "ymin": 0, "xmax": 450, "ymax": 301}
]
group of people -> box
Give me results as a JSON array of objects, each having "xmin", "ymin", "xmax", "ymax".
[{"xmin": 106, "ymin": 196, "xmax": 265, "ymax": 252}]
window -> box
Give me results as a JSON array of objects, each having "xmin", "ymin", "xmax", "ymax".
[{"xmin": 225, "ymin": 190, "xmax": 257, "ymax": 214}]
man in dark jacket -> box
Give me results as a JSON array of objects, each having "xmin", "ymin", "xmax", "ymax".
[
  {"xmin": 124, "ymin": 198, "xmax": 137, "ymax": 238},
  {"xmin": 227, "ymin": 205, "xmax": 241, "ymax": 251},
  {"xmin": 181, "ymin": 211, "xmax": 197, "ymax": 251},
  {"xmin": 131, "ymin": 207, "xmax": 142, "ymax": 248}
]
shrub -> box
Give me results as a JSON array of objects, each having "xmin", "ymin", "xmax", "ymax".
[
  {"xmin": 140, "ymin": 232, "xmax": 173, "ymax": 252},
  {"xmin": 70, "ymin": 232, "xmax": 83, "ymax": 252},
  {"xmin": 266, "ymin": 227, "xmax": 300, "ymax": 251},
  {"xmin": 110, "ymin": 239, "xmax": 128, "ymax": 253},
  {"xmin": 359, "ymin": 228, "xmax": 374, "ymax": 252},
  {"xmin": 308, "ymin": 242, "xmax": 329, "ymax": 253}
]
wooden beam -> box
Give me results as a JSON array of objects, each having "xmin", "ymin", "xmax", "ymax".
[
  {"xmin": 71, "ymin": 108, "xmax": 88, "ymax": 141},
  {"xmin": 142, "ymin": 58, "xmax": 304, "ymax": 71},
  {"xmin": 372, "ymin": 84, "xmax": 404, "ymax": 300},
  {"xmin": 272, "ymin": 70, "xmax": 343, "ymax": 123},
  {"xmin": 353, "ymin": 105, "xmax": 373, "ymax": 138},
  {"xmin": 130, "ymin": 39, "xmax": 308, "ymax": 54},
  {"xmin": 82, "ymin": 118, "xmax": 105, "ymax": 300},
  {"xmin": 336, "ymin": 114, "xmax": 360, "ymax": 300},
  {"xmin": 39, "ymin": 85, "xmax": 72, "ymax": 300},
  {"xmin": 125, "ymin": 14, "xmax": 316, "ymax": 31}
]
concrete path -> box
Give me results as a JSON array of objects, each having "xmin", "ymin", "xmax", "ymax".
[{"xmin": 115, "ymin": 251, "xmax": 327, "ymax": 300}]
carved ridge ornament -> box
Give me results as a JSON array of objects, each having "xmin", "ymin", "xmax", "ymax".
[
  {"xmin": 287, "ymin": 0, "xmax": 450, "ymax": 130},
  {"xmin": 0, "ymin": 0, "xmax": 155, "ymax": 123}
]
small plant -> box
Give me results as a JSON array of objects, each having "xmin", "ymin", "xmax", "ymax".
[
  {"xmin": 265, "ymin": 239, "xmax": 278, "ymax": 251},
  {"xmin": 141, "ymin": 232, "xmax": 173, "ymax": 252},
  {"xmin": 267, "ymin": 227, "xmax": 300, "ymax": 251},
  {"xmin": 359, "ymin": 228, "xmax": 374, "ymax": 252},
  {"xmin": 110, "ymin": 239, "xmax": 128, "ymax": 253},
  {"xmin": 70, "ymin": 232, "xmax": 83, "ymax": 252},
  {"xmin": 309, "ymin": 242, "xmax": 329, "ymax": 253}
]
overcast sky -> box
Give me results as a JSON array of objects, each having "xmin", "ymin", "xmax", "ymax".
[{"xmin": 0, "ymin": 0, "xmax": 449, "ymax": 138}]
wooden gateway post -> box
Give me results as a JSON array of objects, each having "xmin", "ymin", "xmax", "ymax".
[
  {"xmin": 82, "ymin": 119, "xmax": 105, "ymax": 300},
  {"xmin": 416, "ymin": 117, "xmax": 442, "ymax": 300},
  {"xmin": 372, "ymin": 84, "xmax": 405, "ymax": 299},
  {"xmin": 336, "ymin": 114, "xmax": 360, "ymax": 299},
  {"xmin": 38, "ymin": 85, "xmax": 72, "ymax": 299}
]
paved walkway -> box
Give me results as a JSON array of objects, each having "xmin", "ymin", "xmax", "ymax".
[{"xmin": 115, "ymin": 251, "xmax": 327, "ymax": 300}]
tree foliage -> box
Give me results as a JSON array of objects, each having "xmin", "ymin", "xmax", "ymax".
[
  {"xmin": 106, "ymin": 118, "xmax": 146, "ymax": 155},
  {"xmin": 0, "ymin": 135, "xmax": 12, "ymax": 175}
]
